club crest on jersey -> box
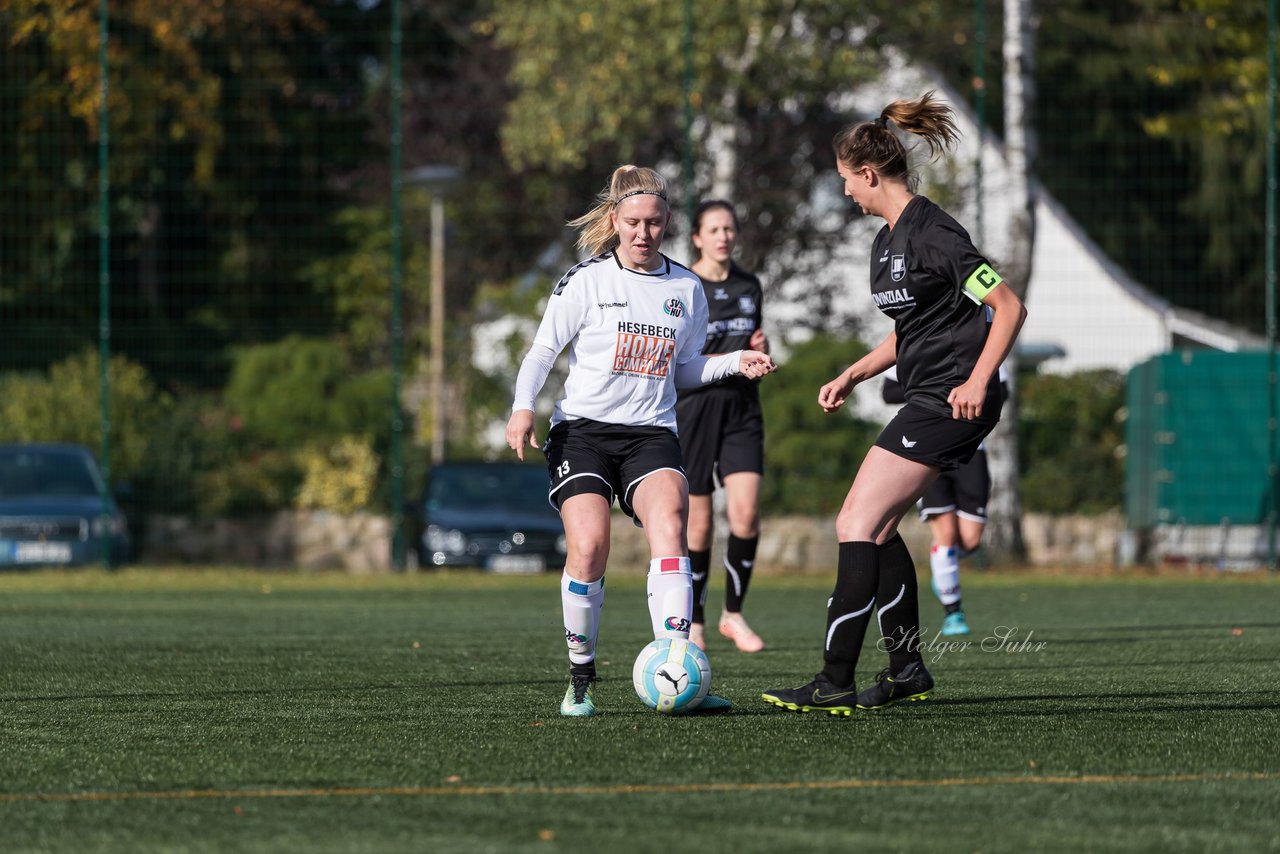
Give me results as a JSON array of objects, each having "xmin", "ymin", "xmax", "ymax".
[
  {"xmin": 891, "ymin": 254, "xmax": 907, "ymax": 282},
  {"xmin": 738, "ymin": 296, "xmax": 756, "ymax": 314},
  {"xmin": 663, "ymin": 298, "xmax": 685, "ymax": 317}
]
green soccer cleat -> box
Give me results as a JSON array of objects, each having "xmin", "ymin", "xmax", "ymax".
[
  {"xmin": 560, "ymin": 674, "xmax": 597, "ymax": 717},
  {"xmin": 855, "ymin": 660, "xmax": 934, "ymax": 710},
  {"xmin": 761, "ymin": 675, "xmax": 858, "ymax": 716},
  {"xmin": 941, "ymin": 610, "xmax": 971, "ymax": 636},
  {"xmin": 689, "ymin": 693, "xmax": 733, "ymax": 715}
]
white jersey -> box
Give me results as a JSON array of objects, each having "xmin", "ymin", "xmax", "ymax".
[{"xmin": 534, "ymin": 251, "xmax": 710, "ymax": 431}]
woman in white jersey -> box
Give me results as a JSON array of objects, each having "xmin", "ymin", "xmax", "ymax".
[{"xmin": 506, "ymin": 165, "xmax": 775, "ymax": 717}]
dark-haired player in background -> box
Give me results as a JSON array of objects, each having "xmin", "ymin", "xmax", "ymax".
[{"xmin": 677, "ymin": 200, "xmax": 770, "ymax": 654}]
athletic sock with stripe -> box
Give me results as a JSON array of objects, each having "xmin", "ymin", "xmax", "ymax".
[
  {"xmin": 877, "ymin": 533, "xmax": 924, "ymax": 673},
  {"xmin": 820, "ymin": 541, "xmax": 878, "ymax": 688},
  {"xmin": 561, "ymin": 572, "xmax": 604, "ymax": 668},
  {"xmin": 689, "ymin": 549, "xmax": 711, "ymax": 624},
  {"xmin": 723, "ymin": 534, "xmax": 758, "ymax": 613},
  {"xmin": 647, "ymin": 556, "xmax": 693, "ymax": 640}
]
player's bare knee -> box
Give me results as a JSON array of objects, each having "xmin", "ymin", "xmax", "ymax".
[{"xmin": 566, "ymin": 539, "xmax": 609, "ymax": 578}]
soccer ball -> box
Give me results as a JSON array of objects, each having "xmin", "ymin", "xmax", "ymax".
[{"xmin": 632, "ymin": 637, "xmax": 711, "ymax": 714}]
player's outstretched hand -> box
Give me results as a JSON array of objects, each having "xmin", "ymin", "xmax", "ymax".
[
  {"xmin": 739, "ymin": 351, "xmax": 776, "ymax": 380},
  {"xmin": 505, "ymin": 409, "xmax": 539, "ymax": 461},
  {"xmin": 818, "ymin": 370, "xmax": 855, "ymax": 413}
]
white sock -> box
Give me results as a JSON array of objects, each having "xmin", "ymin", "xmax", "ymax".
[
  {"xmin": 930, "ymin": 545, "xmax": 962, "ymax": 606},
  {"xmin": 561, "ymin": 573, "xmax": 605, "ymax": 666},
  {"xmin": 647, "ymin": 556, "xmax": 692, "ymax": 639}
]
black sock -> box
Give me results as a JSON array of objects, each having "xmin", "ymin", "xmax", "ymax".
[
  {"xmin": 820, "ymin": 541, "xmax": 878, "ymax": 688},
  {"xmin": 570, "ymin": 661, "xmax": 596, "ymax": 680},
  {"xmin": 944, "ymin": 600, "xmax": 963, "ymax": 615},
  {"xmin": 723, "ymin": 534, "xmax": 758, "ymax": 613},
  {"xmin": 876, "ymin": 533, "xmax": 923, "ymax": 673},
  {"xmin": 689, "ymin": 549, "xmax": 711, "ymax": 624}
]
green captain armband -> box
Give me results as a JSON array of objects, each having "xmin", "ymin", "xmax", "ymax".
[{"xmin": 963, "ymin": 263, "xmax": 1003, "ymax": 304}]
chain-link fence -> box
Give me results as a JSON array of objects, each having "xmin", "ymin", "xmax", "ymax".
[{"xmin": 1, "ymin": 1, "xmax": 1275, "ymax": 568}]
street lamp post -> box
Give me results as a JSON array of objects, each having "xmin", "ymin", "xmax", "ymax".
[{"xmin": 406, "ymin": 165, "xmax": 462, "ymax": 465}]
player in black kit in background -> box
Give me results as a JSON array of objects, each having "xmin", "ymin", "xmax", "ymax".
[
  {"xmin": 677, "ymin": 201, "xmax": 769, "ymax": 654},
  {"xmin": 763, "ymin": 92, "xmax": 1026, "ymax": 715}
]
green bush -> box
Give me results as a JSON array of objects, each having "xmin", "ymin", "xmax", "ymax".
[
  {"xmin": 760, "ymin": 335, "xmax": 881, "ymax": 515},
  {"xmin": 198, "ymin": 449, "xmax": 304, "ymax": 517},
  {"xmin": 134, "ymin": 393, "xmax": 225, "ymax": 515},
  {"xmin": 224, "ymin": 336, "xmax": 391, "ymax": 448},
  {"xmin": 0, "ymin": 350, "xmax": 165, "ymax": 482},
  {"xmin": 295, "ymin": 436, "xmax": 381, "ymax": 515},
  {"xmin": 1018, "ymin": 369, "xmax": 1126, "ymax": 514}
]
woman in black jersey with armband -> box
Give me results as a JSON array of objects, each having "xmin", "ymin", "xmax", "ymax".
[
  {"xmin": 677, "ymin": 201, "xmax": 770, "ymax": 654},
  {"xmin": 763, "ymin": 92, "xmax": 1026, "ymax": 715}
]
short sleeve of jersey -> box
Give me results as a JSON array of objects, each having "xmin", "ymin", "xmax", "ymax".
[
  {"xmin": 916, "ymin": 218, "xmax": 998, "ymax": 304},
  {"xmin": 532, "ymin": 275, "xmax": 589, "ymax": 354}
]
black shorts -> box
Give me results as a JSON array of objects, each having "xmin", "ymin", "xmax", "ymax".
[
  {"xmin": 543, "ymin": 419, "xmax": 686, "ymax": 519},
  {"xmin": 918, "ymin": 449, "xmax": 991, "ymax": 522},
  {"xmin": 873, "ymin": 403, "xmax": 995, "ymax": 472},
  {"xmin": 675, "ymin": 384, "xmax": 764, "ymax": 495}
]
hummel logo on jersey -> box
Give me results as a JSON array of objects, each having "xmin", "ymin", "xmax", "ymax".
[
  {"xmin": 713, "ymin": 287, "xmax": 729, "ymax": 301},
  {"xmin": 901, "ymin": 435, "xmax": 917, "ymax": 448},
  {"xmin": 879, "ymin": 251, "xmax": 889, "ymax": 263}
]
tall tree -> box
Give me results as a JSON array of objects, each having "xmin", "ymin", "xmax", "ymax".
[
  {"xmin": 487, "ymin": 0, "xmax": 890, "ymax": 296},
  {"xmin": 0, "ymin": 0, "xmax": 377, "ymax": 385}
]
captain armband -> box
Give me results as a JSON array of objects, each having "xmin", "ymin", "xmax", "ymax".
[{"xmin": 963, "ymin": 263, "xmax": 1003, "ymax": 304}]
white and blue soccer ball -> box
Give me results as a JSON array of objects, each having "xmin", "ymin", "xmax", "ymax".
[{"xmin": 632, "ymin": 637, "xmax": 711, "ymax": 714}]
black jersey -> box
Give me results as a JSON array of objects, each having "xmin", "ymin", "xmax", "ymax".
[
  {"xmin": 679, "ymin": 262, "xmax": 763, "ymax": 397},
  {"xmin": 870, "ymin": 196, "xmax": 1004, "ymax": 423}
]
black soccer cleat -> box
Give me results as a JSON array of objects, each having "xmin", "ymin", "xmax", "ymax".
[
  {"xmin": 761, "ymin": 675, "xmax": 858, "ymax": 716},
  {"xmin": 854, "ymin": 660, "xmax": 934, "ymax": 710}
]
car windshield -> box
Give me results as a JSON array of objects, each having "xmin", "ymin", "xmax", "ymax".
[
  {"xmin": 0, "ymin": 449, "xmax": 102, "ymax": 498},
  {"xmin": 426, "ymin": 465, "xmax": 552, "ymax": 513}
]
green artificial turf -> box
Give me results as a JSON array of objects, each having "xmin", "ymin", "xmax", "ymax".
[{"xmin": 1, "ymin": 568, "xmax": 1277, "ymax": 853}]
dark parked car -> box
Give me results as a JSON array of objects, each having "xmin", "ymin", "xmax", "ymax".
[
  {"xmin": 416, "ymin": 461, "xmax": 566, "ymax": 572},
  {"xmin": 0, "ymin": 443, "xmax": 131, "ymax": 567}
]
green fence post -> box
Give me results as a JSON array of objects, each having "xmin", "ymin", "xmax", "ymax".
[
  {"xmin": 389, "ymin": 0, "xmax": 406, "ymax": 570},
  {"xmin": 98, "ymin": 0, "xmax": 112, "ymax": 569},
  {"xmin": 1268, "ymin": 0, "xmax": 1277, "ymax": 569}
]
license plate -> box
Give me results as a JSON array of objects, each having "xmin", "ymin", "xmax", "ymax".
[
  {"xmin": 14, "ymin": 541, "xmax": 73, "ymax": 563},
  {"xmin": 487, "ymin": 554, "xmax": 545, "ymax": 573}
]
